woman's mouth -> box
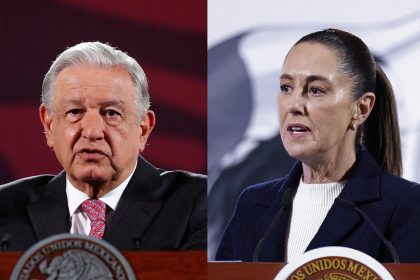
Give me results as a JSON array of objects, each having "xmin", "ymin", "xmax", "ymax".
[{"xmin": 287, "ymin": 124, "xmax": 311, "ymax": 136}]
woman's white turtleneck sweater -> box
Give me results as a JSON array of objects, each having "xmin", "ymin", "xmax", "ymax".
[{"xmin": 286, "ymin": 177, "xmax": 346, "ymax": 263}]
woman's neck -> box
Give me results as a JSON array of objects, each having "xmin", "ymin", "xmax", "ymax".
[{"xmin": 301, "ymin": 150, "xmax": 356, "ymax": 184}]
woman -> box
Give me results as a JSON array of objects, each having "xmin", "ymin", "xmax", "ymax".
[{"xmin": 216, "ymin": 29, "xmax": 420, "ymax": 263}]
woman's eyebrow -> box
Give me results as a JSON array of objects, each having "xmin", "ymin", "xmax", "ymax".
[
  {"xmin": 280, "ymin": 74, "xmax": 293, "ymax": 81},
  {"xmin": 307, "ymin": 75, "xmax": 330, "ymax": 83}
]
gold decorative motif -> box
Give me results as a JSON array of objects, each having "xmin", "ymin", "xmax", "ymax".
[{"xmin": 287, "ymin": 257, "xmax": 380, "ymax": 280}]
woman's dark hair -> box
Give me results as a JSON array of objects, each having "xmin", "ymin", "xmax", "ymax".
[{"xmin": 295, "ymin": 28, "xmax": 402, "ymax": 176}]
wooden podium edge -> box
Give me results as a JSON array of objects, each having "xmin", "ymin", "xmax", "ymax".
[
  {"xmin": 208, "ymin": 262, "xmax": 420, "ymax": 280},
  {"xmin": 1, "ymin": 250, "xmax": 207, "ymax": 279}
]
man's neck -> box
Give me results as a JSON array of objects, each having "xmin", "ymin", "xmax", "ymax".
[{"xmin": 68, "ymin": 162, "xmax": 137, "ymax": 198}]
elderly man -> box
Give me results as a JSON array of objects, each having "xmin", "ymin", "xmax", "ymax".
[{"xmin": 0, "ymin": 42, "xmax": 206, "ymax": 251}]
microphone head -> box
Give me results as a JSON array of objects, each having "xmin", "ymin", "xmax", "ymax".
[
  {"xmin": 0, "ymin": 233, "xmax": 11, "ymax": 251},
  {"xmin": 1, "ymin": 233, "xmax": 11, "ymax": 243}
]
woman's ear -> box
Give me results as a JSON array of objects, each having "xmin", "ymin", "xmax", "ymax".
[{"xmin": 351, "ymin": 92, "xmax": 376, "ymax": 129}]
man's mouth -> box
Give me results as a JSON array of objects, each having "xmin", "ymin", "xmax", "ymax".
[{"xmin": 78, "ymin": 149, "xmax": 106, "ymax": 160}]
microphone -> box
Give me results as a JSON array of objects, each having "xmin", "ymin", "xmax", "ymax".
[
  {"xmin": 252, "ymin": 188, "xmax": 295, "ymax": 262},
  {"xmin": 335, "ymin": 197, "xmax": 400, "ymax": 263},
  {"xmin": 0, "ymin": 233, "xmax": 12, "ymax": 252},
  {"xmin": 133, "ymin": 238, "xmax": 141, "ymax": 250}
]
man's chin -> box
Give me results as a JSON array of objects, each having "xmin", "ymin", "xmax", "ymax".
[{"xmin": 73, "ymin": 168, "xmax": 114, "ymax": 185}]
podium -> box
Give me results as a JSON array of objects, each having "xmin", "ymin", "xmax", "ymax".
[
  {"xmin": 208, "ymin": 262, "xmax": 420, "ymax": 279},
  {"xmin": 0, "ymin": 251, "xmax": 207, "ymax": 279}
]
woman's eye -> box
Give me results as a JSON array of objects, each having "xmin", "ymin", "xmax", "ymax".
[
  {"xmin": 280, "ymin": 84, "xmax": 292, "ymax": 94},
  {"xmin": 308, "ymin": 87, "xmax": 326, "ymax": 96}
]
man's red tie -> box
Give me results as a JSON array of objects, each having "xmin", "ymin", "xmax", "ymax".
[{"xmin": 80, "ymin": 199, "xmax": 106, "ymax": 239}]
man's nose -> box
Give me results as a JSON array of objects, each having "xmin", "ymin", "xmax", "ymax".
[{"xmin": 81, "ymin": 110, "xmax": 105, "ymax": 140}]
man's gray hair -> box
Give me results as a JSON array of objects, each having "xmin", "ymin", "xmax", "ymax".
[{"xmin": 41, "ymin": 41, "xmax": 150, "ymax": 117}]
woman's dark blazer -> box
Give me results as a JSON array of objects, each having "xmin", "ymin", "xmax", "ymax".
[{"xmin": 216, "ymin": 147, "xmax": 420, "ymax": 262}]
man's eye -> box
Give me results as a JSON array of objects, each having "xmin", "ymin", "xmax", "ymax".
[
  {"xmin": 67, "ymin": 109, "xmax": 82, "ymax": 115},
  {"xmin": 102, "ymin": 109, "xmax": 121, "ymax": 117},
  {"xmin": 65, "ymin": 109, "xmax": 84, "ymax": 122},
  {"xmin": 308, "ymin": 87, "xmax": 326, "ymax": 96}
]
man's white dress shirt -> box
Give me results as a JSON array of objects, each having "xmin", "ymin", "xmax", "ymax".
[{"xmin": 66, "ymin": 164, "xmax": 136, "ymax": 235}]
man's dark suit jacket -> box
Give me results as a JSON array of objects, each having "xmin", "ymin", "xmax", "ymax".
[
  {"xmin": 0, "ymin": 157, "xmax": 206, "ymax": 251},
  {"xmin": 216, "ymin": 147, "xmax": 420, "ymax": 262}
]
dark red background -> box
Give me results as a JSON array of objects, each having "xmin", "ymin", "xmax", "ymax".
[{"xmin": 0, "ymin": 0, "xmax": 206, "ymax": 183}]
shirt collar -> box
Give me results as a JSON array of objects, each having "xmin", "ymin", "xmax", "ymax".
[{"xmin": 66, "ymin": 161, "xmax": 137, "ymax": 216}]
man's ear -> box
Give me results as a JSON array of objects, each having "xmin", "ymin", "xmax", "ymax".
[
  {"xmin": 350, "ymin": 92, "xmax": 376, "ymax": 130},
  {"xmin": 139, "ymin": 110, "xmax": 156, "ymax": 153},
  {"xmin": 39, "ymin": 104, "xmax": 54, "ymax": 149}
]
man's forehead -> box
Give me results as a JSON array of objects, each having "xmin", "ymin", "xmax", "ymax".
[
  {"xmin": 60, "ymin": 97, "xmax": 125, "ymax": 107},
  {"xmin": 53, "ymin": 66, "xmax": 135, "ymax": 100},
  {"xmin": 55, "ymin": 65, "xmax": 134, "ymax": 89}
]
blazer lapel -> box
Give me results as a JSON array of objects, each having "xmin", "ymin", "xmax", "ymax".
[
  {"xmin": 307, "ymin": 148, "xmax": 382, "ymax": 251},
  {"xmin": 27, "ymin": 172, "xmax": 70, "ymax": 241},
  {"xmin": 306, "ymin": 198, "xmax": 361, "ymax": 250},
  {"xmin": 255, "ymin": 161, "xmax": 302, "ymax": 261},
  {"xmin": 103, "ymin": 157, "xmax": 164, "ymax": 249}
]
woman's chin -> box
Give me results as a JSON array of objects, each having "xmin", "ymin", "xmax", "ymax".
[{"xmin": 284, "ymin": 144, "xmax": 315, "ymax": 161}]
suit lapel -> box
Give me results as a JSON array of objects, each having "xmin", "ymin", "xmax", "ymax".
[
  {"xmin": 307, "ymin": 148, "xmax": 382, "ymax": 251},
  {"xmin": 306, "ymin": 199, "xmax": 361, "ymax": 250},
  {"xmin": 103, "ymin": 157, "xmax": 163, "ymax": 249},
  {"xmin": 27, "ymin": 172, "xmax": 70, "ymax": 241},
  {"xmin": 255, "ymin": 161, "xmax": 302, "ymax": 261}
]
